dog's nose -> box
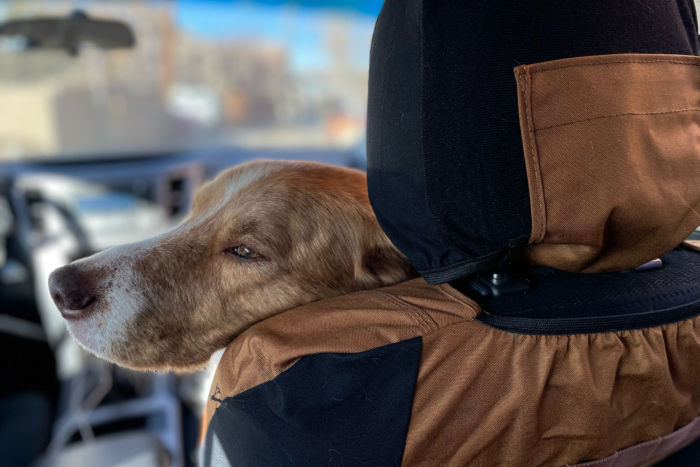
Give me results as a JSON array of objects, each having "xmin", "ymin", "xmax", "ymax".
[{"xmin": 49, "ymin": 265, "xmax": 96, "ymax": 319}]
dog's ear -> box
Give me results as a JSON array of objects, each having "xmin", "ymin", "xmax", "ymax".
[{"xmin": 355, "ymin": 242, "xmax": 418, "ymax": 290}]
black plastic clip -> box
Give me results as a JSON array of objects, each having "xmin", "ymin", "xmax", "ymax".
[{"xmin": 466, "ymin": 251, "xmax": 532, "ymax": 297}]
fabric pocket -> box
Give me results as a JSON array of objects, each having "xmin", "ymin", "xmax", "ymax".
[{"xmin": 515, "ymin": 54, "xmax": 700, "ymax": 272}]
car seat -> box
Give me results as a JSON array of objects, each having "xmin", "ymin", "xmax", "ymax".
[{"xmin": 200, "ymin": 1, "xmax": 700, "ymax": 465}]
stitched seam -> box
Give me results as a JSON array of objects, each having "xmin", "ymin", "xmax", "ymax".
[
  {"xmin": 374, "ymin": 292, "xmax": 429, "ymax": 333},
  {"xmin": 253, "ymin": 353, "xmax": 276, "ymax": 380},
  {"xmin": 373, "ymin": 291, "xmax": 435, "ymax": 332},
  {"xmin": 519, "ymin": 70, "xmax": 546, "ymax": 242},
  {"xmin": 537, "ymin": 108, "xmax": 700, "ymax": 132},
  {"xmin": 529, "ymin": 58, "xmax": 700, "ymax": 75},
  {"xmin": 370, "ymin": 291, "xmax": 438, "ymax": 332},
  {"xmin": 409, "ymin": 301, "xmax": 440, "ymax": 331},
  {"xmin": 437, "ymin": 285, "xmax": 480, "ymax": 320}
]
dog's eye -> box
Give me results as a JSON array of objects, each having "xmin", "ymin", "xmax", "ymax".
[{"xmin": 226, "ymin": 245, "xmax": 263, "ymax": 261}]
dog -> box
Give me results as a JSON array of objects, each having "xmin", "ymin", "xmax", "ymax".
[{"xmin": 49, "ymin": 160, "xmax": 415, "ymax": 371}]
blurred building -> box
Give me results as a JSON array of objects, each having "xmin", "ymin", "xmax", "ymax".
[{"xmin": 0, "ymin": 0, "xmax": 373, "ymax": 160}]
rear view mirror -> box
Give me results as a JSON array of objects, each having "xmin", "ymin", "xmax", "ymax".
[{"xmin": 0, "ymin": 10, "xmax": 135, "ymax": 55}]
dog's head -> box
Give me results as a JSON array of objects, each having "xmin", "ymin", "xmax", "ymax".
[{"xmin": 48, "ymin": 161, "xmax": 414, "ymax": 371}]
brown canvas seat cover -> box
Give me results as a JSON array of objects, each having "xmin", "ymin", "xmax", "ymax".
[
  {"xmin": 204, "ymin": 52, "xmax": 700, "ymax": 465},
  {"xmin": 206, "ymin": 271, "xmax": 700, "ymax": 466}
]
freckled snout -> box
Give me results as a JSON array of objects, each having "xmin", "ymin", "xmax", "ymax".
[{"xmin": 49, "ymin": 265, "xmax": 96, "ymax": 319}]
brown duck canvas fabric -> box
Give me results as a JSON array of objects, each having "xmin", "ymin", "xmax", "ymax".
[
  {"xmin": 515, "ymin": 54, "xmax": 700, "ymax": 272},
  {"xmin": 205, "ymin": 278, "xmax": 700, "ymax": 466}
]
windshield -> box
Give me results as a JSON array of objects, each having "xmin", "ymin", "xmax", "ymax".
[{"xmin": 0, "ymin": 0, "xmax": 377, "ymax": 160}]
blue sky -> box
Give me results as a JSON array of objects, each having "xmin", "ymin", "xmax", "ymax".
[{"xmin": 176, "ymin": 0, "xmax": 381, "ymax": 72}]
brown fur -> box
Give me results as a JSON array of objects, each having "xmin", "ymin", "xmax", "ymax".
[{"xmin": 53, "ymin": 160, "xmax": 416, "ymax": 371}]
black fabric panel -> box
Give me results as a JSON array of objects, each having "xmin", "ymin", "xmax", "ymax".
[
  {"xmin": 367, "ymin": 0, "xmax": 700, "ymax": 283},
  {"xmin": 366, "ymin": 0, "xmax": 467, "ymax": 275},
  {"xmin": 203, "ymin": 337, "xmax": 422, "ymax": 467},
  {"xmin": 450, "ymin": 249, "xmax": 700, "ymax": 334}
]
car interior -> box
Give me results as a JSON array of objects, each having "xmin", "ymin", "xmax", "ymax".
[{"xmin": 2, "ymin": 1, "xmax": 700, "ymax": 467}]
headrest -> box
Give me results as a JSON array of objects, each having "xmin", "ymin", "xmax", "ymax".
[{"xmin": 366, "ymin": 0, "xmax": 700, "ymax": 283}]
